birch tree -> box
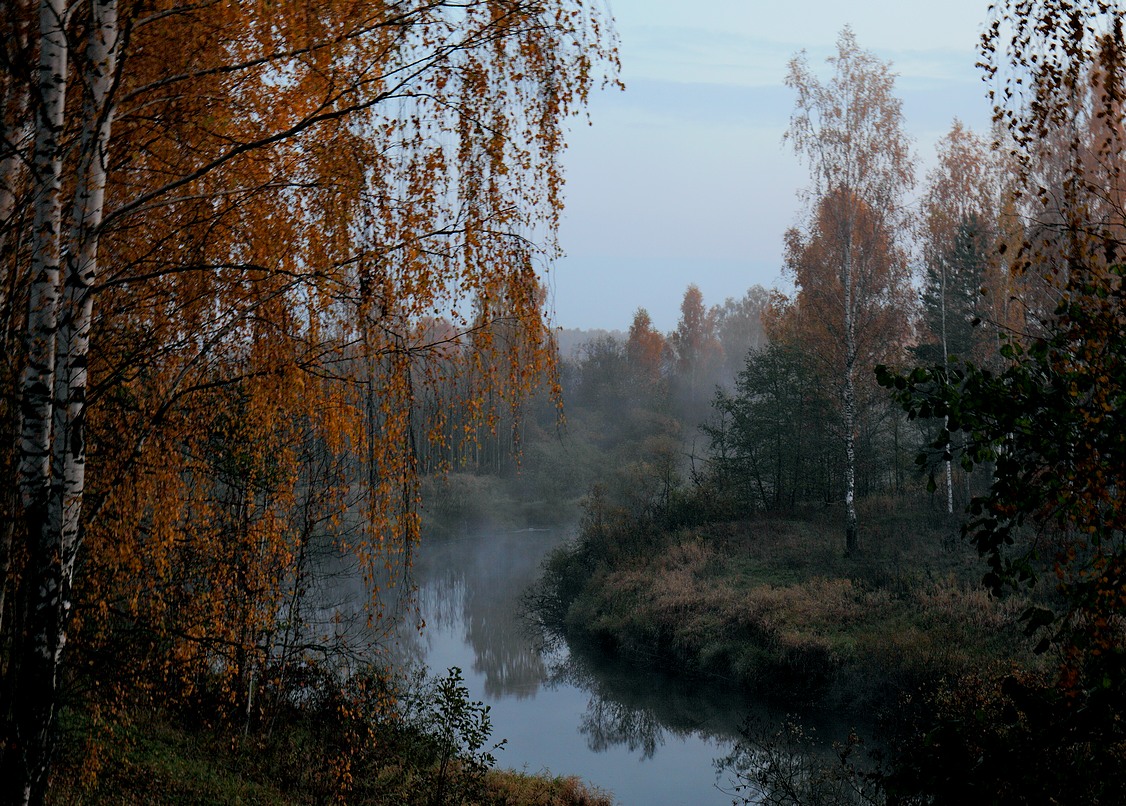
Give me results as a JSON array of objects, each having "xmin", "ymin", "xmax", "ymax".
[
  {"xmin": 0, "ymin": 2, "xmax": 615, "ymax": 802},
  {"xmin": 782, "ymin": 27, "xmax": 915, "ymax": 555},
  {"xmin": 670, "ymin": 284, "xmax": 722, "ymax": 416},
  {"xmin": 8, "ymin": 1, "xmax": 89, "ymax": 800},
  {"xmin": 626, "ymin": 307, "xmax": 667, "ymax": 389},
  {"xmin": 917, "ymin": 121, "xmax": 1001, "ymax": 514}
]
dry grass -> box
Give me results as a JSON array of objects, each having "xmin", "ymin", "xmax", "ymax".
[
  {"xmin": 484, "ymin": 770, "xmax": 616, "ymax": 805},
  {"xmin": 552, "ymin": 509, "xmax": 1043, "ymax": 712}
]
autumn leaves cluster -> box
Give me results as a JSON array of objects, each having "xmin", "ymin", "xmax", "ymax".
[{"xmin": 0, "ymin": 2, "xmax": 614, "ymax": 802}]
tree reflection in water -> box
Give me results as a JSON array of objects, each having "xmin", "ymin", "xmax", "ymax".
[
  {"xmin": 384, "ymin": 525, "xmax": 868, "ymax": 804},
  {"xmin": 716, "ymin": 719, "xmax": 882, "ymax": 806},
  {"xmin": 401, "ymin": 527, "xmax": 771, "ymax": 760},
  {"xmin": 395, "ymin": 528, "xmax": 554, "ymax": 698},
  {"xmin": 579, "ymin": 685, "xmax": 665, "ymax": 757},
  {"xmin": 546, "ymin": 645, "xmax": 751, "ymax": 759}
]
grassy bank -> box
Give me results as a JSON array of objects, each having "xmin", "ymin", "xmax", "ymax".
[
  {"xmin": 536, "ymin": 497, "xmax": 1044, "ymax": 713},
  {"xmin": 47, "ymin": 667, "xmax": 614, "ymax": 806},
  {"xmin": 49, "ymin": 721, "xmax": 613, "ymax": 806}
]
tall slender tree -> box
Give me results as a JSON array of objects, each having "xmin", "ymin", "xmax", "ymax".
[
  {"xmin": 780, "ymin": 27, "xmax": 915, "ymax": 555},
  {"xmin": 918, "ymin": 122, "xmax": 1001, "ymax": 364},
  {"xmin": 917, "ymin": 121, "xmax": 1001, "ymax": 513},
  {"xmin": 625, "ymin": 307, "xmax": 667, "ymax": 389}
]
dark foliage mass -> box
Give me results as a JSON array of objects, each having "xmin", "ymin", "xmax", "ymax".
[{"xmin": 877, "ymin": 267, "xmax": 1126, "ymax": 803}]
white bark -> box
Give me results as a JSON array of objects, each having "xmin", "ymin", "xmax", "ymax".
[
  {"xmin": 11, "ymin": 2, "xmax": 119, "ymax": 803},
  {"xmin": 55, "ymin": 0, "xmax": 119, "ymax": 597},
  {"xmin": 786, "ymin": 31, "xmax": 914, "ymax": 557},
  {"xmin": 18, "ymin": 0, "xmax": 67, "ymax": 527},
  {"xmin": 940, "ymin": 258, "xmax": 953, "ymax": 515},
  {"xmin": 13, "ymin": 2, "xmax": 68, "ymax": 800},
  {"xmin": 843, "ymin": 230, "xmax": 859, "ymax": 556}
]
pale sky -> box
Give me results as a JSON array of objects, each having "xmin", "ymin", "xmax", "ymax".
[{"xmin": 546, "ymin": 0, "xmax": 996, "ymax": 332}]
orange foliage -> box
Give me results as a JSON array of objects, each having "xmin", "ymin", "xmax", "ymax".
[
  {"xmin": 626, "ymin": 308, "xmax": 667, "ymax": 387},
  {"xmin": 774, "ymin": 188, "xmax": 913, "ymax": 394},
  {"xmin": 778, "ymin": 28, "xmax": 915, "ymax": 553},
  {"xmin": 0, "ymin": 1, "xmax": 616, "ymax": 797}
]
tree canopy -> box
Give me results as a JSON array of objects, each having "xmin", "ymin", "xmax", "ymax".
[
  {"xmin": 0, "ymin": 2, "xmax": 616, "ymax": 802},
  {"xmin": 778, "ymin": 27, "xmax": 915, "ymax": 554}
]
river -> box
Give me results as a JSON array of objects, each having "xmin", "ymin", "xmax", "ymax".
[{"xmin": 377, "ymin": 525, "xmax": 828, "ymax": 806}]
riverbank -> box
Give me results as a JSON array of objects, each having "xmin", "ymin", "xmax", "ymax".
[
  {"xmin": 47, "ymin": 671, "xmax": 615, "ymax": 806},
  {"xmin": 534, "ymin": 498, "xmax": 1044, "ymax": 715}
]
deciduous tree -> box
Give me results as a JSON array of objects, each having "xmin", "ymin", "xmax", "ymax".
[
  {"xmin": 917, "ymin": 121, "xmax": 1002, "ymax": 366},
  {"xmin": 625, "ymin": 307, "xmax": 667, "ymax": 389},
  {"xmin": 779, "ymin": 27, "xmax": 915, "ymax": 554},
  {"xmin": 712, "ymin": 285, "xmax": 769, "ymax": 384},
  {"xmin": 0, "ymin": 2, "xmax": 615, "ymax": 802},
  {"xmin": 917, "ymin": 121, "xmax": 1002, "ymax": 513},
  {"xmin": 670, "ymin": 284, "xmax": 722, "ymax": 416}
]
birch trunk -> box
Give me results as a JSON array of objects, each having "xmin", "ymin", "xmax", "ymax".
[
  {"xmin": 9, "ymin": 2, "xmax": 118, "ymax": 803},
  {"xmin": 55, "ymin": 0, "xmax": 118, "ymax": 600},
  {"xmin": 10, "ymin": 1, "xmax": 68, "ymax": 801},
  {"xmin": 940, "ymin": 259, "xmax": 954, "ymax": 515},
  {"xmin": 785, "ymin": 30, "xmax": 914, "ymax": 560},
  {"xmin": 843, "ymin": 236, "xmax": 859, "ymax": 556}
]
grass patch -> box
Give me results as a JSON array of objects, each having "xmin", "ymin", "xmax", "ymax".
[
  {"xmin": 535, "ymin": 498, "xmax": 1045, "ymax": 714},
  {"xmin": 50, "ymin": 714, "xmax": 302, "ymax": 806},
  {"xmin": 484, "ymin": 770, "xmax": 614, "ymax": 805}
]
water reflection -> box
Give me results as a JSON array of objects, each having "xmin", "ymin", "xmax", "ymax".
[
  {"xmin": 580, "ymin": 689, "xmax": 666, "ymax": 757},
  {"xmin": 395, "ymin": 528, "xmax": 552, "ymax": 699},
  {"xmin": 398, "ymin": 528, "xmax": 757, "ymax": 750},
  {"xmin": 549, "ymin": 641, "xmax": 763, "ymax": 758},
  {"xmin": 382, "ymin": 525, "xmax": 859, "ymax": 805}
]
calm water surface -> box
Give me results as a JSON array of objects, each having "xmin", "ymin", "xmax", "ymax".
[{"xmin": 387, "ymin": 527, "xmax": 774, "ymax": 806}]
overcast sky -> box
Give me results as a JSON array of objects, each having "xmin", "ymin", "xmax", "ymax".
[{"xmin": 545, "ymin": 0, "xmax": 996, "ymax": 333}]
